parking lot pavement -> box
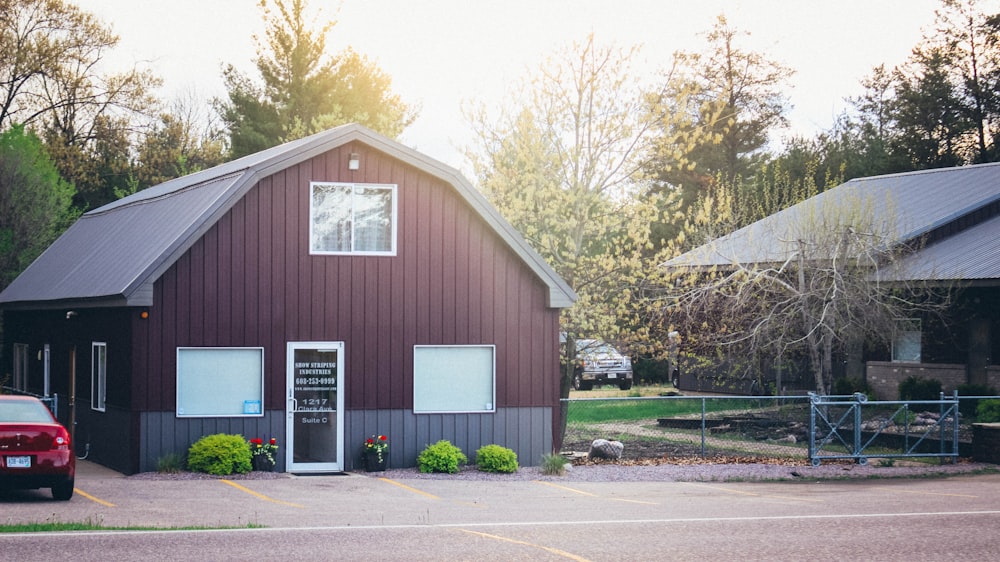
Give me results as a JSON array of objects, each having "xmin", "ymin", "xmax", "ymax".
[{"xmin": 4, "ymin": 461, "xmax": 1000, "ymax": 534}]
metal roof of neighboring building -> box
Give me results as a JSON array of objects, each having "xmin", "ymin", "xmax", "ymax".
[
  {"xmin": 0, "ymin": 124, "xmax": 577, "ymax": 309},
  {"xmin": 663, "ymin": 163, "xmax": 1000, "ymax": 282},
  {"xmin": 878, "ymin": 213, "xmax": 1000, "ymax": 284}
]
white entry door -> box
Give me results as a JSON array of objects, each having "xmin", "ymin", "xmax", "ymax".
[{"xmin": 286, "ymin": 342, "xmax": 344, "ymax": 473}]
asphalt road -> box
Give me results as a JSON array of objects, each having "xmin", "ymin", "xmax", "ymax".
[{"xmin": 2, "ymin": 462, "xmax": 999, "ymax": 561}]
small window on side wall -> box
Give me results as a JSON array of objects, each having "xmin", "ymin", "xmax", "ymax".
[
  {"xmin": 91, "ymin": 342, "xmax": 106, "ymax": 412},
  {"xmin": 176, "ymin": 347, "xmax": 264, "ymax": 417},
  {"xmin": 413, "ymin": 345, "xmax": 495, "ymax": 413},
  {"xmin": 892, "ymin": 319, "xmax": 921, "ymax": 363},
  {"xmin": 310, "ymin": 182, "xmax": 397, "ymax": 255}
]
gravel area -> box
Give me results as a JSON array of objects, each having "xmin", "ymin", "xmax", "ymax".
[
  {"xmin": 126, "ymin": 457, "xmax": 996, "ymax": 482},
  {"xmin": 373, "ymin": 458, "xmax": 995, "ymax": 482}
]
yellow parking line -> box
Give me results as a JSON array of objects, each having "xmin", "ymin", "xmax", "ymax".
[
  {"xmin": 220, "ymin": 480, "xmax": 305, "ymax": 507},
  {"xmin": 532, "ymin": 481, "xmax": 598, "ymax": 497},
  {"xmin": 610, "ymin": 498, "xmax": 659, "ymax": 505},
  {"xmin": 873, "ymin": 486, "xmax": 977, "ymax": 499},
  {"xmin": 683, "ymin": 482, "xmax": 824, "ymax": 503},
  {"xmin": 459, "ymin": 529, "xmax": 592, "ymax": 562},
  {"xmin": 533, "ymin": 481, "xmax": 656, "ymax": 504},
  {"xmin": 74, "ymin": 488, "xmax": 115, "ymax": 507},
  {"xmin": 377, "ymin": 477, "xmax": 441, "ymax": 500}
]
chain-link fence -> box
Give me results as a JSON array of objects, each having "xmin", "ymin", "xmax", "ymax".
[{"xmin": 561, "ymin": 394, "xmax": 998, "ymax": 462}]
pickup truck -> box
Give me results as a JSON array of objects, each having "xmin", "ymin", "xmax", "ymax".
[{"xmin": 572, "ymin": 339, "xmax": 633, "ymax": 391}]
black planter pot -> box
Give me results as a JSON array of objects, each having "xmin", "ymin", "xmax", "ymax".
[
  {"xmin": 363, "ymin": 452, "xmax": 388, "ymax": 472},
  {"xmin": 252, "ymin": 455, "xmax": 275, "ymax": 472}
]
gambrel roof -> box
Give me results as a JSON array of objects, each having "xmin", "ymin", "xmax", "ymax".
[
  {"xmin": 663, "ymin": 163, "xmax": 1000, "ymax": 285},
  {"xmin": 0, "ymin": 124, "xmax": 577, "ymax": 309}
]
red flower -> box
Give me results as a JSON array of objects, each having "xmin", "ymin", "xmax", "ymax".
[
  {"xmin": 378, "ymin": 435, "xmax": 387, "ymax": 441},
  {"xmin": 269, "ymin": 438, "xmax": 277, "ymax": 445},
  {"xmin": 366, "ymin": 438, "xmax": 374, "ymax": 445}
]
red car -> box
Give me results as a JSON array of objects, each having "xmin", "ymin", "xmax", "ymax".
[{"xmin": 0, "ymin": 395, "xmax": 75, "ymax": 500}]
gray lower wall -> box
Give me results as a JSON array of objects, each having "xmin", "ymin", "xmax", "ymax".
[
  {"xmin": 137, "ymin": 406, "xmax": 552, "ymax": 474},
  {"xmin": 344, "ymin": 407, "xmax": 553, "ymax": 471},
  {"xmin": 136, "ymin": 411, "xmax": 285, "ymax": 474}
]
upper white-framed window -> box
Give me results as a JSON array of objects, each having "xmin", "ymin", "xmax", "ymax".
[
  {"xmin": 413, "ymin": 345, "xmax": 496, "ymax": 414},
  {"xmin": 12, "ymin": 343, "xmax": 29, "ymax": 392},
  {"xmin": 309, "ymin": 181, "xmax": 397, "ymax": 255},
  {"xmin": 892, "ymin": 319, "xmax": 922, "ymax": 363},
  {"xmin": 91, "ymin": 342, "xmax": 107, "ymax": 412},
  {"xmin": 176, "ymin": 347, "xmax": 265, "ymax": 418}
]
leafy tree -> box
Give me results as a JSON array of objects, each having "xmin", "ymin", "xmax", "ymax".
[
  {"xmin": 650, "ymin": 15, "xmax": 793, "ymax": 208},
  {"xmin": 219, "ymin": 0, "xmax": 415, "ymax": 157},
  {"xmin": 823, "ymin": 0, "xmax": 1000, "ymax": 172},
  {"xmin": 930, "ymin": 0, "xmax": 1000, "ymax": 163},
  {"xmin": 43, "ymin": 114, "xmax": 136, "ymax": 210},
  {"xmin": 1, "ymin": 0, "xmax": 159, "ymax": 211},
  {"xmin": 466, "ymin": 34, "xmax": 710, "ymax": 417},
  {"xmin": 134, "ymin": 94, "xmax": 227, "ymax": 190},
  {"xmin": 892, "ymin": 46, "xmax": 971, "ymax": 168},
  {"xmin": 0, "ymin": 125, "xmax": 76, "ymax": 289}
]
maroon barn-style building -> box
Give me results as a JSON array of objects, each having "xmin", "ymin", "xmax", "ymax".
[{"xmin": 0, "ymin": 124, "xmax": 575, "ymax": 474}]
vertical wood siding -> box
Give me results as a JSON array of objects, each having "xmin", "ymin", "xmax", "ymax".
[{"xmin": 134, "ymin": 144, "xmax": 561, "ymax": 418}]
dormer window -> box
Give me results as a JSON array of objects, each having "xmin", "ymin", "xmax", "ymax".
[{"xmin": 310, "ymin": 182, "xmax": 397, "ymax": 255}]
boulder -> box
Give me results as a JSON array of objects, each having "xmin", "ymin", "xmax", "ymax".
[{"xmin": 588, "ymin": 439, "xmax": 624, "ymax": 460}]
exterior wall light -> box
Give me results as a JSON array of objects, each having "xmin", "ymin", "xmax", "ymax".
[{"xmin": 348, "ymin": 153, "xmax": 360, "ymax": 170}]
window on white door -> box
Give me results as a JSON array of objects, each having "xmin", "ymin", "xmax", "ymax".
[
  {"xmin": 13, "ymin": 343, "xmax": 28, "ymax": 392},
  {"xmin": 92, "ymin": 342, "xmax": 106, "ymax": 411}
]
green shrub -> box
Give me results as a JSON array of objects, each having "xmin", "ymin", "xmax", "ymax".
[
  {"xmin": 832, "ymin": 376, "xmax": 870, "ymax": 396},
  {"xmin": 156, "ymin": 452, "xmax": 183, "ymax": 473},
  {"xmin": 187, "ymin": 434, "xmax": 252, "ymax": 475},
  {"xmin": 957, "ymin": 384, "xmax": 998, "ymax": 419},
  {"xmin": 892, "ymin": 409, "xmax": 916, "ymax": 425},
  {"xmin": 417, "ymin": 440, "xmax": 467, "ymax": 474},
  {"xmin": 898, "ymin": 376, "xmax": 942, "ymax": 401},
  {"xmin": 540, "ymin": 453, "xmax": 568, "ymax": 476},
  {"xmin": 976, "ymin": 399, "xmax": 1000, "ymax": 423},
  {"xmin": 475, "ymin": 444, "xmax": 519, "ymax": 473}
]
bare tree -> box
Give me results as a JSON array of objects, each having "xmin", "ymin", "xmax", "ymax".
[{"xmin": 661, "ymin": 189, "xmax": 952, "ymax": 394}]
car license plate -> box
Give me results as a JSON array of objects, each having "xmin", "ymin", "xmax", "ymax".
[
  {"xmin": 608, "ymin": 373, "xmax": 617, "ymax": 379},
  {"xmin": 6, "ymin": 456, "xmax": 31, "ymax": 468}
]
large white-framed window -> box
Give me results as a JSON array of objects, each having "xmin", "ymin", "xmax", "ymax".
[
  {"xmin": 176, "ymin": 347, "xmax": 264, "ymax": 418},
  {"xmin": 12, "ymin": 343, "xmax": 29, "ymax": 392},
  {"xmin": 91, "ymin": 342, "xmax": 107, "ymax": 412},
  {"xmin": 892, "ymin": 319, "xmax": 922, "ymax": 363},
  {"xmin": 413, "ymin": 345, "xmax": 495, "ymax": 413},
  {"xmin": 309, "ymin": 181, "xmax": 397, "ymax": 255}
]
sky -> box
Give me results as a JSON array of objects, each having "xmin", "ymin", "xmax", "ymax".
[{"xmin": 74, "ymin": 0, "xmax": 954, "ymax": 174}]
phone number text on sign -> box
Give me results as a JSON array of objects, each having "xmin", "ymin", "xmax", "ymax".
[{"xmin": 295, "ymin": 377, "xmax": 336, "ymax": 386}]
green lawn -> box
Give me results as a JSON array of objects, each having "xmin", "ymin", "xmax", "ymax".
[
  {"xmin": 566, "ymin": 396, "xmax": 757, "ymax": 423},
  {"xmin": 0, "ymin": 520, "xmax": 264, "ymax": 533}
]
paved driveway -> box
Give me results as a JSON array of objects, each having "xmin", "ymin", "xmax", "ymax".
[{"xmin": 2, "ymin": 461, "xmax": 999, "ymax": 560}]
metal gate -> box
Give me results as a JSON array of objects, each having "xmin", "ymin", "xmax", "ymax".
[{"xmin": 808, "ymin": 391, "xmax": 960, "ymax": 466}]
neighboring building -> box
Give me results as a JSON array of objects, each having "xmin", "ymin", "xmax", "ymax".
[
  {"xmin": 0, "ymin": 124, "xmax": 576, "ymax": 474},
  {"xmin": 664, "ymin": 164, "xmax": 1000, "ymax": 397}
]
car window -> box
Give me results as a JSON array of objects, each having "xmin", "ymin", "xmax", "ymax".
[{"xmin": 0, "ymin": 400, "xmax": 54, "ymax": 423}]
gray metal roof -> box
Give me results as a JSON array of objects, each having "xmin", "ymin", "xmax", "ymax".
[
  {"xmin": 663, "ymin": 163, "xmax": 1000, "ymax": 279},
  {"xmin": 878, "ymin": 213, "xmax": 1000, "ymax": 283},
  {"xmin": 0, "ymin": 124, "xmax": 576, "ymax": 309}
]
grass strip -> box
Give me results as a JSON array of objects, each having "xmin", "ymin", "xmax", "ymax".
[{"xmin": 0, "ymin": 521, "xmax": 265, "ymax": 533}]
